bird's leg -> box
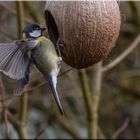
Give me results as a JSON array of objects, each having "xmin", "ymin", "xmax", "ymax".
[
  {"xmin": 57, "ymin": 57, "xmax": 62, "ymax": 71},
  {"xmin": 56, "ymin": 38, "xmax": 65, "ymax": 61}
]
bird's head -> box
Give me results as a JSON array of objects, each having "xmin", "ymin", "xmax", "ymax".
[{"xmin": 22, "ymin": 23, "xmax": 46, "ymax": 39}]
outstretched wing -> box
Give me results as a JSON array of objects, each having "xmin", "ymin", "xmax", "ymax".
[
  {"xmin": 0, "ymin": 41, "xmax": 30, "ymax": 79},
  {"xmin": 14, "ymin": 60, "xmax": 31, "ymax": 96},
  {"xmin": 0, "ymin": 41, "xmax": 31, "ymax": 96}
]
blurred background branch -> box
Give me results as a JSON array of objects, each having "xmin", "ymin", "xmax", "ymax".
[
  {"xmin": 111, "ymin": 118, "xmax": 130, "ymax": 139},
  {"xmin": 0, "ymin": 2, "xmax": 32, "ymax": 23},
  {"xmin": 102, "ymin": 34, "xmax": 140, "ymax": 72},
  {"xmin": 0, "ymin": 75, "xmax": 10, "ymax": 139},
  {"xmin": 78, "ymin": 69, "xmax": 94, "ymax": 139},
  {"xmin": 0, "ymin": 1, "xmax": 140, "ymax": 139},
  {"xmin": 16, "ymin": 1, "xmax": 28, "ymax": 139}
]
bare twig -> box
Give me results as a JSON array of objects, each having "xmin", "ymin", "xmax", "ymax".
[
  {"xmin": 0, "ymin": 27, "xmax": 16, "ymax": 40},
  {"xmin": 23, "ymin": 68, "xmax": 72, "ymax": 93},
  {"xmin": 16, "ymin": 1, "xmax": 28, "ymax": 139},
  {"xmin": 16, "ymin": 1, "xmax": 24, "ymax": 38},
  {"xmin": 0, "ymin": 68, "xmax": 73, "ymax": 102},
  {"xmin": 7, "ymin": 111, "xmax": 19, "ymax": 127},
  {"xmin": 78, "ymin": 69, "xmax": 94, "ymax": 139},
  {"xmin": 0, "ymin": 3, "xmax": 16, "ymax": 16},
  {"xmin": 33, "ymin": 102, "xmax": 81, "ymax": 139},
  {"xmin": 91, "ymin": 62, "xmax": 103, "ymax": 139},
  {"xmin": 0, "ymin": 2, "xmax": 33, "ymax": 23},
  {"xmin": 34, "ymin": 128, "xmax": 48, "ymax": 139},
  {"xmin": 3, "ymin": 107, "xmax": 9, "ymax": 139},
  {"xmin": 78, "ymin": 62, "xmax": 103, "ymax": 139},
  {"xmin": 56, "ymin": 115, "xmax": 82, "ymax": 139},
  {"xmin": 98, "ymin": 126, "xmax": 106, "ymax": 139},
  {"xmin": 102, "ymin": 34, "xmax": 140, "ymax": 72},
  {"xmin": 0, "ymin": 95, "xmax": 15, "ymax": 102},
  {"xmin": 111, "ymin": 118, "xmax": 130, "ymax": 139},
  {"xmin": 0, "ymin": 74, "xmax": 10, "ymax": 139},
  {"xmin": 24, "ymin": 2, "xmax": 40, "ymax": 22}
]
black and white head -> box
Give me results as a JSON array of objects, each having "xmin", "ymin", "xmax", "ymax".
[{"xmin": 22, "ymin": 23, "xmax": 46, "ymax": 39}]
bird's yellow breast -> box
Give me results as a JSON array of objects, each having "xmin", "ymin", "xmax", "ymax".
[
  {"xmin": 37, "ymin": 36, "xmax": 58, "ymax": 59},
  {"xmin": 32, "ymin": 36, "xmax": 59, "ymax": 74}
]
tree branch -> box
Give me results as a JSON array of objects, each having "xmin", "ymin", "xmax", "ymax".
[
  {"xmin": 55, "ymin": 115, "xmax": 82, "ymax": 139},
  {"xmin": 0, "ymin": 68, "xmax": 72, "ymax": 103},
  {"xmin": 0, "ymin": 27, "xmax": 16, "ymax": 40},
  {"xmin": 78, "ymin": 69, "xmax": 94, "ymax": 139},
  {"xmin": 102, "ymin": 34, "xmax": 140, "ymax": 72},
  {"xmin": 0, "ymin": 74, "xmax": 10, "ymax": 139},
  {"xmin": 16, "ymin": 1, "xmax": 28, "ymax": 139},
  {"xmin": 0, "ymin": 2, "xmax": 33, "ymax": 23},
  {"xmin": 111, "ymin": 118, "xmax": 130, "ymax": 139},
  {"xmin": 91, "ymin": 62, "xmax": 103, "ymax": 139}
]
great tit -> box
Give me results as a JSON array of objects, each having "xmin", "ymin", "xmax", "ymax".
[{"xmin": 0, "ymin": 23, "xmax": 63, "ymax": 115}]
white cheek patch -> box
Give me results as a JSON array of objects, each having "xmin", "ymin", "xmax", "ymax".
[{"xmin": 29, "ymin": 30, "xmax": 41, "ymax": 37}]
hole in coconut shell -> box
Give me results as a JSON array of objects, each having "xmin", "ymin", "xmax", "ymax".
[{"xmin": 45, "ymin": 10, "xmax": 59, "ymax": 45}]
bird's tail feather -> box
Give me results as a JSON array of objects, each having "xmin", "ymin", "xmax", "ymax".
[{"xmin": 47, "ymin": 75, "xmax": 64, "ymax": 115}]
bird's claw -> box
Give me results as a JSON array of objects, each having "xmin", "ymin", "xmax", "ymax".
[
  {"xmin": 58, "ymin": 57, "xmax": 62, "ymax": 65},
  {"xmin": 56, "ymin": 38, "xmax": 65, "ymax": 60},
  {"xmin": 58, "ymin": 57, "xmax": 62, "ymax": 61},
  {"xmin": 56, "ymin": 38, "xmax": 65, "ymax": 48}
]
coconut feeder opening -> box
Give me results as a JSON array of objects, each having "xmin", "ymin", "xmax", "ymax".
[{"xmin": 44, "ymin": 1, "xmax": 121, "ymax": 69}]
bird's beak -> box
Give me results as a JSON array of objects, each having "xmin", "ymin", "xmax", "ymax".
[{"xmin": 41, "ymin": 28, "xmax": 46, "ymax": 31}]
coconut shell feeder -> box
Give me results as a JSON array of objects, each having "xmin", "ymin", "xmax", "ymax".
[{"xmin": 44, "ymin": 0, "xmax": 121, "ymax": 69}]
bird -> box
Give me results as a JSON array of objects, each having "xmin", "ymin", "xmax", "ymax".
[{"xmin": 0, "ymin": 23, "xmax": 64, "ymax": 115}]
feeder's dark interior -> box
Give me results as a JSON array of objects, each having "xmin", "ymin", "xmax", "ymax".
[{"xmin": 45, "ymin": 10, "xmax": 59, "ymax": 45}]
